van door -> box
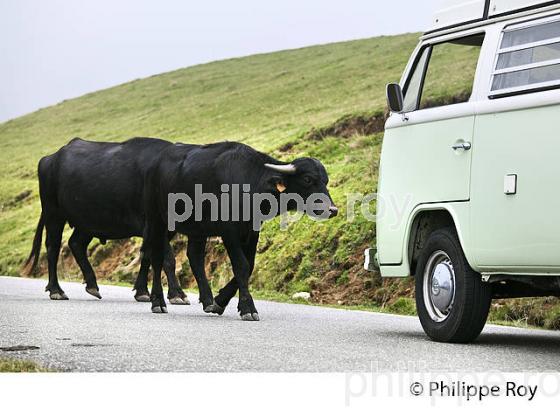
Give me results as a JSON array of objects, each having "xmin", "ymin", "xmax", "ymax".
[
  {"xmin": 378, "ymin": 33, "xmax": 485, "ymax": 265},
  {"xmin": 471, "ymin": 16, "xmax": 560, "ymax": 270}
]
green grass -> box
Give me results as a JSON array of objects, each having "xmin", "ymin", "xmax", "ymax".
[
  {"xmin": 0, "ymin": 33, "xmax": 421, "ymax": 283},
  {"xmin": 0, "ymin": 34, "xmax": 407, "ymax": 272},
  {"xmin": 0, "ymin": 357, "xmax": 48, "ymax": 372},
  {"xmin": 0, "ymin": 32, "xmax": 558, "ymax": 328}
]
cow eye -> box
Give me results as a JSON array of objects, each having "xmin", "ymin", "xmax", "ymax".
[{"xmin": 303, "ymin": 176, "xmax": 313, "ymax": 185}]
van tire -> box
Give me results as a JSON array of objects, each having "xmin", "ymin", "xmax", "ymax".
[{"xmin": 415, "ymin": 228, "xmax": 491, "ymax": 343}]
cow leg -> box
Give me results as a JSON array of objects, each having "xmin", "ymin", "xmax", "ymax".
[
  {"xmin": 45, "ymin": 220, "xmax": 68, "ymax": 300},
  {"xmin": 147, "ymin": 225, "xmax": 167, "ymax": 314},
  {"xmin": 164, "ymin": 241, "xmax": 189, "ymax": 305},
  {"xmin": 68, "ymin": 229, "xmax": 101, "ymax": 299},
  {"xmin": 222, "ymin": 234, "xmax": 259, "ymax": 321},
  {"xmin": 133, "ymin": 251, "xmax": 151, "ymax": 302},
  {"xmin": 212, "ymin": 232, "xmax": 259, "ymax": 313},
  {"xmin": 210, "ymin": 280, "xmax": 235, "ymax": 315},
  {"xmin": 187, "ymin": 236, "xmax": 214, "ymax": 311}
]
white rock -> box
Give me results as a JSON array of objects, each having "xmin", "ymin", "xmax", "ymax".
[{"xmin": 292, "ymin": 292, "xmax": 311, "ymax": 301}]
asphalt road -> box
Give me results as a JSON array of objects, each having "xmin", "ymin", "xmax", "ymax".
[{"xmin": 1, "ymin": 276, "xmax": 559, "ymax": 372}]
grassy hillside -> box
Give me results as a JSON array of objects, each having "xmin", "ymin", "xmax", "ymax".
[
  {"xmin": 0, "ymin": 34, "xmax": 413, "ymax": 266},
  {"xmin": 1, "ymin": 33, "xmax": 558, "ymax": 328},
  {"xmin": 0, "ymin": 33, "xmax": 421, "ymax": 277}
]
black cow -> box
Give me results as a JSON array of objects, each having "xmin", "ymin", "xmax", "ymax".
[
  {"xmin": 143, "ymin": 141, "xmax": 337, "ymax": 320},
  {"xmin": 23, "ymin": 137, "xmax": 189, "ymax": 305}
]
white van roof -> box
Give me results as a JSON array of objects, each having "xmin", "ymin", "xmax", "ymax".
[{"xmin": 430, "ymin": 0, "xmax": 559, "ymax": 32}]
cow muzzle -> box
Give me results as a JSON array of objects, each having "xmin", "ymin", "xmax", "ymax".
[{"xmin": 328, "ymin": 206, "xmax": 338, "ymax": 218}]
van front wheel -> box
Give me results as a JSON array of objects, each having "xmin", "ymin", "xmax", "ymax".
[{"xmin": 415, "ymin": 228, "xmax": 491, "ymax": 343}]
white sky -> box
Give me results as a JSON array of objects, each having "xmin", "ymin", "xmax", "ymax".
[{"xmin": 0, "ymin": 0, "xmax": 442, "ymax": 122}]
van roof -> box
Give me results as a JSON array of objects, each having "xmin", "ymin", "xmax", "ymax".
[{"xmin": 428, "ymin": 0, "xmax": 560, "ymax": 34}]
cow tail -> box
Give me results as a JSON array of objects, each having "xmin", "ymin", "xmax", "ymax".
[{"xmin": 22, "ymin": 212, "xmax": 45, "ymax": 276}]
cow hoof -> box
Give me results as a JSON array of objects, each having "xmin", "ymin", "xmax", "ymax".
[
  {"xmin": 135, "ymin": 293, "xmax": 151, "ymax": 302},
  {"xmin": 241, "ymin": 313, "xmax": 259, "ymax": 321},
  {"xmin": 151, "ymin": 306, "xmax": 168, "ymax": 314},
  {"xmin": 169, "ymin": 296, "xmax": 190, "ymax": 305},
  {"xmin": 204, "ymin": 303, "xmax": 225, "ymax": 315},
  {"xmin": 49, "ymin": 292, "xmax": 69, "ymax": 301},
  {"xmin": 86, "ymin": 288, "xmax": 102, "ymax": 299}
]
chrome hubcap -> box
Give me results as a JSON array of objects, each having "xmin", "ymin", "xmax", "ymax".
[{"xmin": 423, "ymin": 250, "xmax": 455, "ymax": 322}]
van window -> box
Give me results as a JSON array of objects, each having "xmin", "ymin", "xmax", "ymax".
[
  {"xmin": 402, "ymin": 34, "xmax": 484, "ymax": 112},
  {"xmin": 402, "ymin": 48, "xmax": 430, "ymax": 112},
  {"xmin": 492, "ymin": 17, "xmax": 560, "ymax": 94}
]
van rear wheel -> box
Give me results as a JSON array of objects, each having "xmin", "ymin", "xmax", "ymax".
[{"xmin": 415, "ymin": 228, "xmax": 491, "ymax": 343}]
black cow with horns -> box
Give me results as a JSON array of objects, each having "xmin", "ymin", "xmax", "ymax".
[{"xmin": 143, "ymin": 141, "xmax": 338, "ymax": 320}]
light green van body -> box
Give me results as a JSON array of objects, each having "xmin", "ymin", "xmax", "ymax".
[{"xmin": 377, "ymin": 6, "xmax": 560, "ymax": 279}]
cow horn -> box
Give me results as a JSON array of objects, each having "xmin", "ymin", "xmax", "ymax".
[{"xmin": 264, "ymin": 163, "xmax": 297, "ymax": 174}]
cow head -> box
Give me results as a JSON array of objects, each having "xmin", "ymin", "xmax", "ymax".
[{"xmin": 264, "ymin": 158, "xmax": 338, "ymax": 219}]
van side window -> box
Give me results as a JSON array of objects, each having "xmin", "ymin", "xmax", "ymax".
[
  {"xmin": 419, "ymin": 35, "xmax": 484, "ymax": 109},
  {"xmin": 491, "ymin": 18, "xmax": 560, "ymax": 95},
  {"xmin": 402, "ymin": 34, "xmax": 484, "ymax": 112}
]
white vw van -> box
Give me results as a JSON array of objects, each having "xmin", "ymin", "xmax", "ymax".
[{"xmin": 367, "ymin": 0, "xmax": 560, "ymax": 342}]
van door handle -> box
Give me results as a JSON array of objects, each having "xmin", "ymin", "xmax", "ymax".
[{"xmin": 452, "ymin": 141, "xmax": 471, "ymax": 151}]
